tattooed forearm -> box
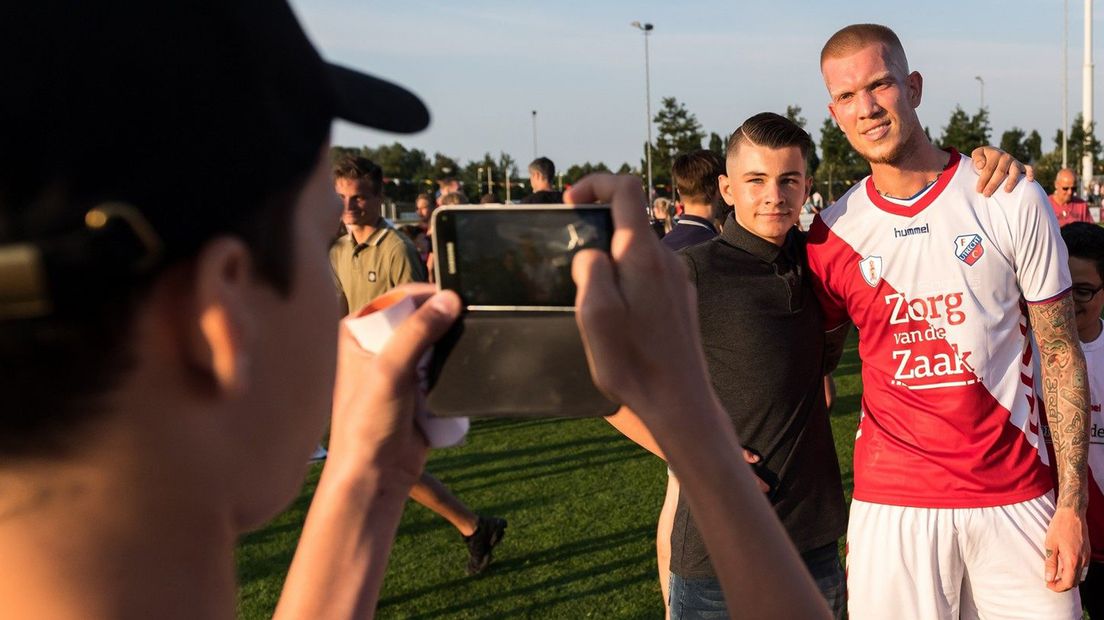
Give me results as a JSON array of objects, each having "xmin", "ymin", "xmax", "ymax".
[{"xmin": 1029, "ymin": 295, "xmax": 1090, "ymax": 512}]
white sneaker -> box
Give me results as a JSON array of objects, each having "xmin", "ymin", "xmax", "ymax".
[{"xmin": 308, "ymin": 445, "xmax": 328, "ymax": 463}]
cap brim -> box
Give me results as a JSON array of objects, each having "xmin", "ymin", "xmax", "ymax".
[{"xmin": 328, "ymin": 64, "xmax": 430, "ymax": 134}]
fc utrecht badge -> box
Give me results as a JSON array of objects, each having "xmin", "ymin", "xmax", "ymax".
[
  {"xmin": 953, "ymin": 234, "xmax": 985, "ymax": 266},
  {"xmin": 858, "ymin": 255, "xmax": 883, "ymax": 287}
]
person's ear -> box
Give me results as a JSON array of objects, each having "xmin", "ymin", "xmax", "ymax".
[
  {"xmin": 189, "ymin": 237, "xmax": 257, "ymax": 397},
  {"xmin": 827, "ymin": 103, "xmax": 839, "ymax": 125},
  {"xmin": 718, "ymin": 173, "xmax": 736, "ymax": 206},
  {"xmin": 907, "ymin": 71, "xmax": 923, "ymax": 108},
  {"xmin": 804, "ymin": 176, "xmax": 814, "ymax": 202}
]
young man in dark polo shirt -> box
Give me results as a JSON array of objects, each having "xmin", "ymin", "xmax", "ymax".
[{"xmin": 665, "ymin": 113, "xmax": 849, "ymax": 619}]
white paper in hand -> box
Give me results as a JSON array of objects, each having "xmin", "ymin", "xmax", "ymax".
[{"xmin": 343, "ymin": 292, "xmax": 469, "ymax": 448}]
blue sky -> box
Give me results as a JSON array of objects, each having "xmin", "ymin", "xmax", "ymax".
[{"xmin": 290, "ymin": 0, "xmax": 1099, "ymax": 171}]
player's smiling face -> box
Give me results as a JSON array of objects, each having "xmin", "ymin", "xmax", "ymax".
[
  {"xmin": 822, "ymin": 43, "xmax": 923, "ymax": 165},
  {"xmin": 719, "ymin": 142, "xmax": 808, "ymax": 246}
]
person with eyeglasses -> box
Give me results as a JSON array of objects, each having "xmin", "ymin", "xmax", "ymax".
[
  {"xmin": 1049, "ymin": 168, "xmax": 1094, "ymax": 227},
  {"xmin": 1038, "ymin": 222, "xmax": 1104, "ymax": 620}
]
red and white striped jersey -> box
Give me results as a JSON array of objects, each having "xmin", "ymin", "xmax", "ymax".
[{"xmin": 807, "ymin": 150, "xmax": 1071, "ymax": 508}]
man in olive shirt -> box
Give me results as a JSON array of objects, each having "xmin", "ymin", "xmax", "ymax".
[
  {"xmin": 330, "ymin": 155, "xmax": 507, "ymax": 575},
  {"xmin": 330, "ymin": 155, "xmax": 426, "ymax": 315}
]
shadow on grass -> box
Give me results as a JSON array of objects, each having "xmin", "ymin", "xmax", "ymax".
[
  {"xmin": 404, "ymin": 559, "xmax": 656, "ymax": 619},
  {"xmin": 379, "ymin": 524, "xmax": 655, "ymax": 615},
  {"xmin": 426, "ymin": 434, "xmax": 631, "ymax": 472},
  {"xmin": 482, "ymin": 568, "xmax": 656, "ymax": 619},
  {"xmin": 436, "ymin": 441, "xmax": 645, "ymax": 488},
  {"xmin": 464, "ymin": 416, "xmax": 562, "ymax": 437}
]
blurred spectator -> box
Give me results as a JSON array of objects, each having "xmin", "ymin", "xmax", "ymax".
[
  {"xmin": 651, "ymin": 197, "xmax": 676, "ymax": 238},
  {"xmin": 1049, "ymin": 168, "xmax": 1093, "ymax": 226},
  {"xmin": 440, "ymin": 192, "xmax": 469, "ymax": 206},
  {"xmin": 479, "ymin": 193, "xmax": 499, "ymax": 204},
  {"xmin": 436, "ymin": 168, "xmax": 461, "ymax": 205},
  {"xmin": 399, "ymin": 224, "xmax": 430, "ymax": 263},
  {"xmin": 415, "ymin": 192, "xmax": 435, "ymax": 229},
  {"xmin": 521, "ymin": 157, "xmax": 563, "ymax": 203},
  {"xmin": 663, "ymin": 150, "xmax": 724, "ymax": 251}
]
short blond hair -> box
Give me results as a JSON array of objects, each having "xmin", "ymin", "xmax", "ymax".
[{"xmin": 820, "ymin": 24, "xmax": 908, "ymax": 72}]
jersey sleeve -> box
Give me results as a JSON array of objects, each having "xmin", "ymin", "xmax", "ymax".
[
  {"xmin": 1011, "ymin": 183, "xmax": 1071, "ymax": 304},
  {"xmin": 805, "ymin": 215, "xmax": 850, "ymax": 330}
]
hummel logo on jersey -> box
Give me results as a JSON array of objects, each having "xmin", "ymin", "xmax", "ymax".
[
  {"xmin": 893, "ymin": 223, "xmax": 929, "ymax": 238},
  {"xmin": 953, "ymin": 234, "xmax": 985, "ymax": 266},
  {"xmin": 859, "ymin": 256, "xmax": 883, "ymax": 287}
]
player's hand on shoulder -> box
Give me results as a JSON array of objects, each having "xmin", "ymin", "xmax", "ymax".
[{"xmin": 970, "ymin": 146, "xmax": 1033, "ymax": 196}]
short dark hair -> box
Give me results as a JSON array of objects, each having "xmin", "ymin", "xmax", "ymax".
[
  {"xmin": 821, "ymin": 24, "xmax": 908, "ymax": 72},
  {"xmin": 672, "ymin": 150, "xmax": 724, "ymax": 205},
  {"xmin": 726, "ymin": 112, "xmax": 814, "ymax": 165},
  {"xmin": 529, "ymin": 157, "xmax": 555, "ymax": 180},
  {"xmin": 333, "ymin": 155, "xmax": 383, "ymax": 195},
  {"xmin": 479, "ymin": 193, "xmax": 498, "ymax": 204},
  {"xmin": 415, "ymin": 192, "xmax": 434, "ymax": 204},
  {"xmin": 1061, "ymin": 222, "xmax": 1104, "ymax": 281}
]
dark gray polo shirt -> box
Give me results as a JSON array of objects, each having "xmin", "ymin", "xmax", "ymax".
[{"xmin": 670, "ymin": 216, "xmax": 848, "ymax": 579}]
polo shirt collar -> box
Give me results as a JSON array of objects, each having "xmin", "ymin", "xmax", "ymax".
[
  {"xmin": 348, "ymin": 220, "xmax": 394, "ymax": 248},
  {"xmin": 674, "ymin": 213, "xmax": 716, "ymax": 232},
  {"xmin": 719, "ymin": 214, "xmax": 794, "ymax": 263}
]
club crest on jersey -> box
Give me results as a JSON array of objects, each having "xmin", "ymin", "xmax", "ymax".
[
  {"xmin": 953, "ymin": 234, "xmax": 985, "ymax": 266},
  {"xmin": 858, "ymin": 255, "xmax": 883, "ymax": 287}
]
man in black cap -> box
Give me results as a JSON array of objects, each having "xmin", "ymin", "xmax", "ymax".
[{"xmin": 0, "ymin": 0, "xmax": 442, "ymax": 616}]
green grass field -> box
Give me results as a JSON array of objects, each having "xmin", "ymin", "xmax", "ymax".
[{"xmin": 236, "ymin": 336, "xmax": 863, "ymax": 619}]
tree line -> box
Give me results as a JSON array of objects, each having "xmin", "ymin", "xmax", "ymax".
[
  {"xmin": 335, "ymin": 96, "xmax": 1102, "ymax": 204},
  {"xmin": 329, "ymin": 145, "xmax": 632, "ymax": 203}
]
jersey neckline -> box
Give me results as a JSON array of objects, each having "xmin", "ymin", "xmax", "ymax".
[{"xmin": 864, "ymin": 148, "xmax": 960, "ymax": 217}]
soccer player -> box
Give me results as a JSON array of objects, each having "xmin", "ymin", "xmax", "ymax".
[{"xmin": 809, "ymin": 24, "xmax": 1090, "ymax": 618}]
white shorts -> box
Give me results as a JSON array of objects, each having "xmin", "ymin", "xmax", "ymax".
[{"xmin": 846, "ymin": 493, "xmax": 1081, "ymax": 620}]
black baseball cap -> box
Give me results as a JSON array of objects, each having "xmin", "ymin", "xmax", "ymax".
[{"xmin": 0, "ymin": 0, "xmax": 429, "ymax": 318}]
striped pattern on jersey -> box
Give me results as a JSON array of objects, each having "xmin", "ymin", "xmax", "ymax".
[{"xmin": 807, "ymin": 150, "xmax": 1070, "ymax": 508}]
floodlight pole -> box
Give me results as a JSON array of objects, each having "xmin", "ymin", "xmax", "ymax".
[
  {"xmin": 1064, "ymin": 0, "xmax": 1070, "ymax": 168},
  {"xmin": 1082, "ymin": 0, "xmax": 1094, "ymax": 196},
  {"xmin": 631, "ymin": 21, "xmax": 655, "ymax": 204},
  {"xmin": 531, "ymin": 110, "xmax": 538, "ymax": 160}
]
